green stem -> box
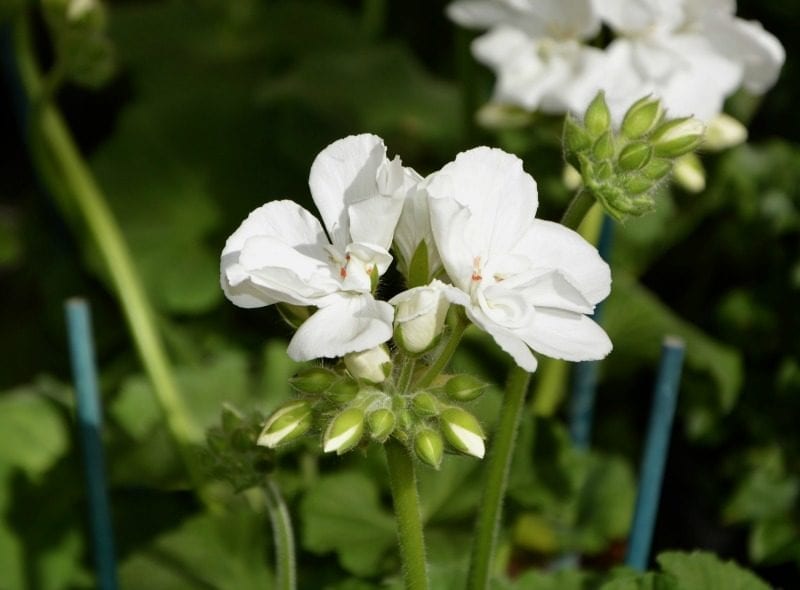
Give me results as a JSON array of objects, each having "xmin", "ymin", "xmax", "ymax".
[
  {"xmin": 385, "ymin": 440, "xmax": 429, "ymax": 590},
  {"xmin": 397, "ymin": 355, "xmax": 417, "ymax": 395},
  {"xmin": 560, "ymin": 188, "xmax": 596, "ymax": 231},
  {"xmin": 263, "ymin": 479, "xmax": 297, "ymax": 590},
  {"xmin": 413, "ymin": 316, "xmax": 468, "ymax": 389},
  {"xmin": 11, "ymin": 16, "xmax": 204, "ymax": 492},
  {"xmin": 467, "ymin": 366, "xmax": 531, "ymax": 590}
]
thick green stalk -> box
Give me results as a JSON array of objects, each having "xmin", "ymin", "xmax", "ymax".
[
  {"xmin": 397, "ymin": 355, "xmax": 417, "ymax": 395},
  {"xmin": 263, "ymin": 479, "xmax": 297, "ymax": 590},
  {"xmin": 413, "ymin": 316, "xmax": 468, "ymax": 389},
  {"xmin": 385, "ymin": 440, "xmax": 429, "ymax": 590},
  {"xmin": 560, "ymin": 188, "xmax": 595, "ymax": 231},
  {"xmin": 11, "ymin": 16, "xmax": 203, "ymax": 487},
  {"xmin": 467, "ymin": 366, "xmax": 531, "ymax": 590}
]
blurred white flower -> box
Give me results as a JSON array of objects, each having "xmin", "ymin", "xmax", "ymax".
[
  {"xmin": 426, "ymin": 147, "xmax": 612, "ymax": 372},
  {"xmin": 221, "ymin": 134, "xmax": 417, "ymax": 361},
  {"xmin": 447, "ymin": 0, "xmax": 605, "ymax": 114}
]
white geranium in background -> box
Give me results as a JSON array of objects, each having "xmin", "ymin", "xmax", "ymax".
[
  {"xmin": 448, "ymin": 0, "xmax": 785, "ymax": 124},
  {"xmin": 220, "ymin": 134, "xmax": 417, "ymax": 361},
  {"xmin": 426, "ymin": 147, "xmax": 612, "ymax": 372}
]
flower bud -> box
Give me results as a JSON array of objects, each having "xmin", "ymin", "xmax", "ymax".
[
  {"xmin": 414, "ymin": 429, "xmax": 444, "ymax": 469},
  {"xmin": 673, "ymin": 153, "xmax": 706, "ymax": 193},
  {"xmin": 476, "ymin": 102, "xmax": 532, "ymax": 130},
  {"xmin": 592, "ymin": 131, "xmax": 615, "ymax": 161},
  {"xmin": 327, "ymin": 377, "xmax": 359, "ymax": 404},
  {"xmin": 276, "ymin": 302, "xmax": 313, "ymax": 330},
  {"xmin": 367, "ymin": 409, "xmax": 396, "ymax": 442},
  {"xmin": 562, "ymin": 164, "xmax": 582, "ymax": 191},
  {"xmin": 392, "ymin": 286, "xmax": 449, "ymax": 355},
  {"xmin": 290, "ymin": 367, "xmax": 338, "ymax": 394},
  {"xmin": 621, "ymin": 96, "xmax": 663, "ymax": 139},
  {"xmin": 704, "ymin": 113, "xmax": 747, "ymax": 151},
  {"xmin": 620, "ymin": 174, "xmax": 656, "ymax": 196},
  {"xmin": 444, "ymin": 374, "xmax": 487, "ymax": 402},
  {"xmin": 584, "ymin": 92, "xmax": 611, "ymax": 138},
  {"xmin": 323, "ymin": 407, "xmax": 365, "ymax": 454},
  {"xmin": 412, "ymin": 392, "xmax": 439, "ymax": 417},
  {"xmin": 651, "ymin": 117, "xmax": 705, "ymax": 158},
  {"xmin": 440, "ymin": 407, "xmax": 486, "ymax": 459},
  {"xmin": 221, "ymin": 403, "xmax": 244, "ymax": 434},
  {"xmin": 257, "ymin": 401, "xmax": 312, "ymax": 448},
  {"xmin": 563, "ymin": 114, "xmax": 592, "ymax": 168},
  {"xmin": 617, "ymin": 142, "xmax": 653, "ymax": 172},
  {"xmin": 344, "ymin": 346, "xmax": 392, "ymax": 384},
  {"xmin": 640, "ymin": 158, "xmax": 673, "ymax": 182}
]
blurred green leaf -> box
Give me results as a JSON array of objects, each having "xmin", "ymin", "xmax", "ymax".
[
  {"xmin": 657, "ymin": 550, "xmax": 773, "ymax": 590},
  {"xmin": 300, "ymin": 471, "xmax": 395, "ymax": 577},
  {"xmin": 600, "ymin": 572, "xmax": 677, "ymax": 590}
]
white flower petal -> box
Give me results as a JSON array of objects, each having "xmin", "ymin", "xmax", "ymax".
[
  {"xmin": 447, "ymin": 0, "xmax": 517, "ymax": 29},
  {"xmin": 308, "ymin": 134, "xmax": 387, "ymax": 250},
  {"xmin": 449, "ymin": 423, "xmax": 486, "ymax": 458},
  {"xmin": 519, "ymin": 308, "xmax": 612, "ymax": 362},
  {"xmin": 347, "ymin": 193, "xmax": 405, "ymax": 251},
  {"xmin": 394, "ymin": 180, "xmax": 442, "ymax": 279},
  {"xmin": 473, "ymin": 313, "xmax": 539, "ymax": 372},
  {"xmin": 513, "ymin": 219, "xmax": 610, "ymax": 305},
  {"xmin": 287, "ymin": 295, "xmax": 393, "ymax": 361}
]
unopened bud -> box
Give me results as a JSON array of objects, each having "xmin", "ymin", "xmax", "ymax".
[
  {"xmin": 563, "ymin": 114, "xmax": 592, "ymax": 168},
  {"xmin": 276, "ymin": 302, "xmax": 313, "ymax": 330},
  {"xmin": 257, "ymin": 401, "xmax": 312, "ymax": 448},
  {"xmin": 221, "ymin": 404, "xmax": 244, "ymax": 434},
  {"xmin": 412, "ymin": 392, "xmax": 439, "ymax": 417},
  {"xmin": 617, "ymin": 142, "xmax": 653, "ymax": 172},
  {"xmin": 621, "ymin": 174, "xmax": 656, "ymax": 196},
  {"xmin": 672, "ymin": 153, "xmax": 706, "ymax": 193},
  {"xmin": 592, "ymin": 131, "xmax": 615, "ymax": 161},
  {"xmin": 327, "ymin": 377, "xmax": 359, "ymax": 404},
  {"xmin": 414, "ymin": 429, "xmax": 444, "ymax": 469},
  {"xmin": 344, "ymin": 346, "xmax": 392, "ymax": 384},
  {"xmin": 290, "ymin": 367, "xmax": 338, "ymax": 394},
  {"xmin": 444, "ymin": 374, "xmax": 487, "ymax": 402},
  {"xmin": 323, "ymin": 407, "xmax": 365, "ymax": 454},
  {"xmin": 440, "ymin": 408, "xmax": 486, "ymax": 459},
  {"xmin": 562, "ymin": 164, "xmax": 582, "ymax": 191},
  {"xmin": 391, "ymin": 286, "xmax": 449, "ymax": 355},
  {"xmin": 476, "ymin": 102, "xmax": 532, "ymax": 130},
  {"xmin": 651, "ymin": 117, "xmax": 705, "ymax": 158},
  {"xmin": 621, "ymin": 96, "xmax": 663, "ymax": 139},
  {"xmin": 704, "ymin": 113, "xmax": 747, "ymax": 151},
  {"xmin": 367, "ymin": 409, "xmax": 396, "ymax": 442},
  {"xmin": 640, "ymin": 158, "xmax": 672, "ymax": 182},
  {"xmin": 584, "ymin": 92, "xmax": 611, "ymax": 138}
]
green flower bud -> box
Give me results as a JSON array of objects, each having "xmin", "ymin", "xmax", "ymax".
[
  {"xmin": 327, "ymin": 377, "xmax": 359, "ymax": 404},
  {"xmin": 344, "ymin": 346, "xmax": 392, "ymax": 384},
  {"xmin": 257, "ymin": 401, "xmax": 312, "ymax": 448},
  {"xmin": 412, "ymin": 392, "xmax": 439, "ymax": 417},
  {"xmin": 651, "ymin": 117, "xmax": 705, "ymax": 158},
  {"xmin": 563, "ymin": 114, "xmax": 592, "ymax": 168},
  {"xmin": 231, "ymin": 427, "xmax": 255, "ymax": 452},
  {"xmin": 414, "ymin": 429, "xmax": 444, "ymax": 469},
  {"xmin": 672, "ymin": 153, "xmax": 706, "ymax": 193},
  {"xmin": 617, "ymin": 142, "xmax": 653, "ymax": 172},
  {"xmin": 584, "ymin": 92, "xmax": 611, "ymax": 138},
  {"xmin": 290, "ymin": 367, "xmax": 339, "ymax": 394},
  {"xmin": 592, "ymin": 131, "xmax": 615, "ymax": 161},
  {"xmin": 440, "ymin": 408, "xmax": 486, "ymax": 459},
  {"xmin": 367, "ymin": 409, "xmax": 396, "ymax": 442},
  {"xmin": 323, "ymin": 407, "xmax": 365, "ymax": 454},
  {"xmin": 621, "ymin": 96, "xmax": 663, "ymax": 139},
  {"xmin": 444, "ymin": 374, "xmax": 487, "ymax": 402},
  {"xmin": 621, "ymin": 174, "xmax": 656, "ymax": 196},
  {"xmin": 221, "ymin": 404, "xmax": 244, "ymax": 434},
  {"xmin": 640, "ymin": 158, "xmax": 673, "ymax": 182},
  {"xmin": 595, "ymin": 161, "xmax": 614, "ymax": 181},
  {"xmin": 276, "ymin": 302, "xmax": 313, "ymax": 330}
]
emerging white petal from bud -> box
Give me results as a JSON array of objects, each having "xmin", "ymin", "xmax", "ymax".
[
  {"xmin": 440, "ymin": 407, "xmax": 486, "ymax": 459},
  {"xmin": 704, "ymin": 113, "xmax": 747, "ymax": 151},
  {"xmin": 323, "ymin": 407, "xmax": 365, "ymax": 454},
  {"xmin": 672, "ymin": 153, "xmax": 706, "ymax": 194},
  {"xmin": 257, "ymin": 401, "xmax": 312, "ymax": 448},
  {"xmin": 390, "ymin": 285, "xmax": 450, "ymax": 355},
  {"xmin": 343, "ymin": 346, "xmax": 392, "ymax": 384}
]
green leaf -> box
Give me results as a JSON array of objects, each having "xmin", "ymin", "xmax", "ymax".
[
  {"xmin": 600, "ymin": 572, "xmax": 678, "ymax": 590},
  {"xmin": 749, "ymin": 519, "xmax": 800, "ymax": 564},
  {"xmin": 724, "ymin": 465, "xmax": 799, "ymax": 524},
  {"xmin": 656, "ymin": 550, "xmax": 773, "ymax": 590},
  {"xmin": 504, "ymin": 568, "xmax": 596, "ymax": 590},
  {"xmin": 300, "ymin": 471, "xmax": 396, "ymax": 576}
]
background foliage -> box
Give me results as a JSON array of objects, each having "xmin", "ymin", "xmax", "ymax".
[{"xmin": 0, "ymin": 0, "xmax": 798, "ymax": 588}]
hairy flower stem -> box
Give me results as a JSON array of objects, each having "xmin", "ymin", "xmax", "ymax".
[
  {"xmin": 413, "ymin": 314, "xmax": 468, "ymax": 389},
  {"xmin": 467, "ymin": 366, "xmax": 531, "ymax": 590},
  {"xmin": 10, "ymin": 15, "xmax": 206, "ymax": 500},
  {"xmin": 561, "ymin": 188, "xmax": 596, "ymax": 231},
  {"xmin": 397, "ymin": 355, "xmax": 417, "ymax": 395},
  {"xmin": 386, "ymin": 440, "xmax": 429, "ymax": 590},
  {"xmin": 263, "ymin": 479, "xmax": 297, "ymax": 590}
]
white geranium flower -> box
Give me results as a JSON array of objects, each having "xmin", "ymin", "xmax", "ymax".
[
  {"xmin": 595, "ymin": 0, "xmax": 784, "ymax": 122},
  {"xmin": 426, "ymin": 147, "xmax": 611, "ymax": 372},
  {"xmin": 447, "ymin": 0, "xmax": 606, "ymax": 114},
  {"xmin": 221, "ymin": 134, "xmax": 417, "ymax": 361}
]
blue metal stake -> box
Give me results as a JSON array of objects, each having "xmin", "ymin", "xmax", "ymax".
[
  {"xmin": 65, "ymin": 298, "xmax": 119, "ymax": 590},
  {"xmin": 625, "ymin": 337, "xmax": 686, "ymax": 570},
  {"xmin": 568, "ymin": 215, "xmax": 615, "ymax": 449}
]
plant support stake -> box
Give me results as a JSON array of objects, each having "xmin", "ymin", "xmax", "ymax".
[
  {"xmin": 626, "ymin": 336, "xmax": 686, "ymax": 570},
  {"xmin": 65, "ymin": 298, "xmax": 119, "ymax": 590}
]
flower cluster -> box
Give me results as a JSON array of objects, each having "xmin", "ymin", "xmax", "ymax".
[
  {"xmin": 221, "ymin": 134, "xmax": 611, "ymax": 464},
  {"xmin": 448, "ymin": 0, "xmax": 784, "ymax": 125}
]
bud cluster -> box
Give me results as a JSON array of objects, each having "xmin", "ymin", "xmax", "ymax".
[
  {"xmin": 564, "ymin": 92, "xmax": 705, "ymax": 221},
  {"xmin": 254, "ymin": 353, "xmax": 491, "ymax": 469}
]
